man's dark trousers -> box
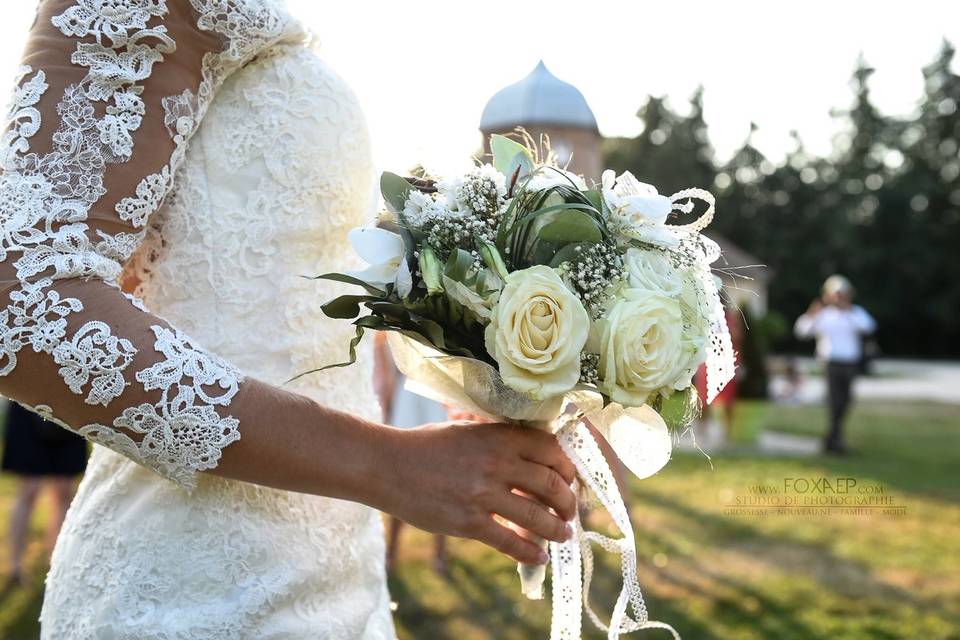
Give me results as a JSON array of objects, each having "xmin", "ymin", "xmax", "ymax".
[{"xmin": 825, "ymin": 361, "xmax": 859, "ymax": 451}]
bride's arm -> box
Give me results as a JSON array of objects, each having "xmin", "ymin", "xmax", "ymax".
[
  {"xmin": 0, "ymin": 0, "xmax": 572, "ymax": 564},
  {"xmin": 220, "ymin": 386, "xmax": 576, "ymax": 563}
]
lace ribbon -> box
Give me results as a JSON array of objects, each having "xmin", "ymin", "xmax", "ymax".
[
  {"xmin": 666, "ymin": 188, "xmax": 736, "ymax": 403},
  {"xmin": 669, "ymin": 188, "xmax": 714, "ymax": 233},
  {"xmin": 550, "ymin": 416, "xmax": 680, "ymax": 640}
]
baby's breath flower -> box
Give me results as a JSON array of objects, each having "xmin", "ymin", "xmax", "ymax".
[
  {"xmin": 457, "ymin": 164, "xmax": 507, "ymax": 218},
  {"xmin": 557, "ymin": 240, "xmax": 626, "ymax": 319},
  {"xmin": 411, "ymin": 165, "xmax": 507, "ymax": 262},
  {"xmin": 423, "ymin": 209, "xmax": 498, "ymax": 263},
  {"xmin": 579, "ymin": 352, "xmax": 600, "ymax": 385},
  {"xmin": 438, "ymin": 164, "xmax": 506, "ymax": 219}
]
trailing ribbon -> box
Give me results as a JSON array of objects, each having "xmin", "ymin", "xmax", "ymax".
[{"xmin": 552, "ymin": 416, "xmax": 680, "ymax": 640}]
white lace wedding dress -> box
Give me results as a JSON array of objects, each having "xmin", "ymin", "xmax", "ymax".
[{"xmin": 0, "ymin": 1, "xmax": 395, "ymax": 637}]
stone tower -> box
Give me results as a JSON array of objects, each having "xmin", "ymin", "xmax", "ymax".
[{"xmin": 480, "ymin": 61, "xmax": 601, "ymax": 181}]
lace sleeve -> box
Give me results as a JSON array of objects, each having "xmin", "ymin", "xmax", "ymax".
[{"xmin": 0, "ymin": 0, "xmax": 298, "ymax": 489}]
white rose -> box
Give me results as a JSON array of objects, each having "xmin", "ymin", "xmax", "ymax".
[
  {"xmin": 485, "ymin": 265, "xmax": 589, "ymax": 399},
  {"xmin": 592, "ymin": 290, "xmax": 693, "ymax": 406},
  {"xmin": 601, "ymin": 170, "xmax": 678, "ymax": 248},
  {"xmin": 623, "ymin": 248, "xmax": 682, "ymax": 297}
]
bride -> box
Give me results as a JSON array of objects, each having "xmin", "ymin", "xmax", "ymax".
[{"xmin": 0, "ymin": 1, "xmax": 577, "ymax": 637}]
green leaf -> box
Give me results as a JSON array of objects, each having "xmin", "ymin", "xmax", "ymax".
[
  {"xmin": 490, "ymin": 135, "xmax": 534, "ymax": 180},
  {"xmin": 366, "ymin": 301, "xmax": 413, "ymax": 322},
  {"xmin": 474, "ymin": 268, "xmax": 502, "ymax": 295},
  {"xmin": 532, "ymin": 208, "xmax": 605, "ymax": 244},
  {"xmin": 495, "ymin": 194, "xmax": 523, "ymax": 253},
  {"xmin": 381, "ymin": 172, "xmax": 415, "ymax": 214},
  {"xmin": 320, "ymin": 294, "xmax": 379, "ymax": 319},
  {"xmin": 499, "ymin": 183, "xmax": 610, "ymax": 269},
  {"xmin": 511, "ymin": 206, "xmax": 604, "ymax": 267},
  {"xmin": 583, "ymin": 189, "xmax": 604, "ymax": 213},
  {"xmin": 308, "ymin": 272, "xmax": 386, "ymax": 297},
  {"xmin": 401, "ymin": 294, "xmax": 489, "ymax": 359}
]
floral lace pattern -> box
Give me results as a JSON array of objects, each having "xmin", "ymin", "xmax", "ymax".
[
  {"xmin": 52, "ymin": 320, "xmax": 137, "ymax": 405},
  {"xmin": 42, "ymin": 36, "xmax": 396, "ymax": 639},
  {"xmin": 137, "ymin": 324, "xmax": 243, "ymax": 404},
  {"xmin": 114, "ymin": 383, "xmax": 240, "ymax": 480},
  {"xmin": 0, "ymin": 278, "xmax": 83, "ymax": 374}
]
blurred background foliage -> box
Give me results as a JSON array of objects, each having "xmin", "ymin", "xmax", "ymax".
[{"xmin": 605, "ymin": 41, "xmax": 960, "ymax": 361}]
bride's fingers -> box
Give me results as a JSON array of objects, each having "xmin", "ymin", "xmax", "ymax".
[
  {"xmin": 476, "ymin": 519, "xmax": 549, "ymax": 565},
  {"xmin": 512, "ymin": 428, "xmax": 576, "ymax": 485},
  {"xmin": 508, "ymin": 460, "xmax": 577, "ymax": 522},
  {"xmin": 493, "ymin": 491, "xmax": 572, "ymax": 544}
]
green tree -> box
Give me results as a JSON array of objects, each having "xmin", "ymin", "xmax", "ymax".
[
  {"xmin": 602, "ymin": 43, "xmax": 960, "ymax": 358},
  {"xmin": 603, "ymin": 88, "xmax": 715, "ymax": 195},
  {"xmin": 872, "ymin": 40, "xmax": 960, "ymax": 355}
]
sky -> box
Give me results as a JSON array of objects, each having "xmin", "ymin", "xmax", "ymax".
[{"xmin": 2, "ymin": 1, "xmax": 958, "ymax": 174}]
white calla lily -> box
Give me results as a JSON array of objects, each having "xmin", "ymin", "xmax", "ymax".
[{"xmin": 346, "ymin": 227, "xmax": 413, "ymax": 297}]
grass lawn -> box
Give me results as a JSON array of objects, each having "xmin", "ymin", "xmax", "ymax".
[{"xmin": 1, "ymin": 400, "xmax": 958, "ymax": 639}]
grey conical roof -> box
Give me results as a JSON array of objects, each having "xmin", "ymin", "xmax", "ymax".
[{"xmin": 480, "ymin": 61, "xmax": 598, "ymax": 132}]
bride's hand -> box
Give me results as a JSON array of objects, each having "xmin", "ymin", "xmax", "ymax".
[{"xmin": 380, "ymin": 421, "xmax": 577, "ymax": 565}]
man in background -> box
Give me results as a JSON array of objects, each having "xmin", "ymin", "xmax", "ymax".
[{"xmin": 794, "ymin": 275, "xmax": 877, "ymax": 455}]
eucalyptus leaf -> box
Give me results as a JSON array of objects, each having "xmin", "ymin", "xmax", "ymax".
[
  {"xmin": 531, "ymin": 208, "xmax": 604, "ymax": 243},
  {"xmin": 501, "ymin": 183, "xmax": 610, "ymax": 269},
  {"xmin": 583, "ymin": 189, "xmax": 604, "ymax": 213},
  {"xmin": 490, "ymin": 135, "xmax": 534, "ymax": 180},
  {"xmin": 381, "ymin": 172, "xmax": 415, "ymax": 214},
  {"xmin": 511, "ymin": 206, "xmax": 603, "ymax": 267}
]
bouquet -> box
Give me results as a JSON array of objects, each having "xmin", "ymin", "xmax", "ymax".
[{"xmin": 311, "ymin": 135, "xmax": 735, "ymax": 639}]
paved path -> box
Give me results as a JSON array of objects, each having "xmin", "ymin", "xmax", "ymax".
[{"xmin": 769, "ymin": 357, "xmax": 960, "ymax": 405}]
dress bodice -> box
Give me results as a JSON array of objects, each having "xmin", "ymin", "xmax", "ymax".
[
  {"xmin": 41, "ymin": 24, "xmax": 395, "ymax": 640},
  {"xmin": 128, "ymin": 41, "xmax": 378, "ymax": 407}
]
